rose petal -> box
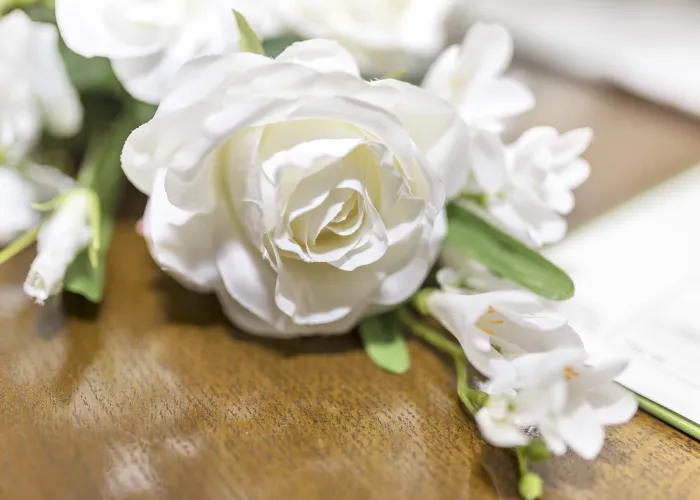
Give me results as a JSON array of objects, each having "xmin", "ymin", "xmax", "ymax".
[{"xmin": 276, "ymin": 39, "xmax": 360, "ymax": 76}]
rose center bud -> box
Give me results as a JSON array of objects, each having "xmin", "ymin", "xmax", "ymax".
[{"xmin": 263, "ymin": 136, "xmax": 399, "ymax": 272}]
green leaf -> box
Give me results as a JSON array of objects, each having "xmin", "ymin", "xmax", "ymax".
[
  {"xmin": 359, "ymin": 314, "xmax": 410, "ymax": 375},
  {"xmin": 60, "ymin": 47, "xmax": 121, "ymax": 94},
  {"xmin": 445, "ymin": 202, "xmax": 575, "ymax": 300},
  {"xmin": 233, "ymin": 10, "xmax": 265, "ymax": 55},
  {"xmin": 63, "ymin": 112, "xmax": 136, "ymax": 303},
  {"xmin": 63, "ymin": 214, "xmax": 114, "ymax": 303},
  {"xmin": 262, "ymin": 34, "xmax": 304, "ymax": 58}
]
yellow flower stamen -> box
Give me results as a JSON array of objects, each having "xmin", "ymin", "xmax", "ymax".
[{"xmin": 563, "ymin": 366, "xmax": 580, "ymax": 381}]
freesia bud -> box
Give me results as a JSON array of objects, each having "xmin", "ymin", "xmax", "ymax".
[{"xmin": 24, "ymin": 190, "xmax": 92, "ymax": 304}]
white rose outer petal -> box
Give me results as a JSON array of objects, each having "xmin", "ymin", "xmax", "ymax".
[
  {"xmin": 278, "ymin": 0, "xmax": 455, "ymax": 75},
  {"xmin": 123, "ymin": 43, "xmax": 471, "ymax": 337},
  {"xmin": 56, "ymin": 0, "xmax": 241, "ymax": 104}
]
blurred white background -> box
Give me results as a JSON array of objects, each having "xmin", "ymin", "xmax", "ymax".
[{"xmin": 458, "ymin": 0, "xmax": 700, "ymax": 116}]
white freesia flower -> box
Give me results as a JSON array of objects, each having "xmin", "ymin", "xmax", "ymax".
[
  {"xmin": 423, "ymin": 23, "xmax": 534, "ymax": 132},
  {"xmin": 122, "ymin": 40, "xmax": 470, "ymax": 337},
  {"xmin": 475, "ymin": 392, "xmax": 530, "ymax": 447},
  {"xmin": 469, "ymin": 127, "xmax": 592, "ymax": 247},
  {"xmin": 478, "ymin": 348, "xmax": 637, "ymax": 459},
  {"xmin": 55, "ymin": 0, "xmax": 241, "ymax": 104},
  {"xmin": 24, "ymin": 190, "xmax": 92, "ymax": 304},
  {"xmin": 0, "ymin": 10, "xmax": 82, "ymax": 164},
  {"xmin": 0, "ymin": 164, "xmax": 75, "ymax": 246},
  {"xmin": 279, "ymin": 0, "xmax": 456, "ymax": 75},
  {"xmin": 425, "ymin": 290, "xmax": 583, "ymax": 377}
]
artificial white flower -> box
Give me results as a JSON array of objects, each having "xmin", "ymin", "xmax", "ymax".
[
  {"xmin": 24, "ymin": 190, "xmax": 92, "ymax": 304},
  {"xmin": 55, "ymin": 0, "xmax": 241, "ymax": 104},
  {"xmin": 122, "ymin": 40, "xmax": 470, "ymax": 337},
  {"xmin": 278, "ymin": 0, "xmax": 456, "ymax": 75},
  {"xmin": 423, "ymin": 23, "xmax": 534, "ymax": 132},
  {"xmin": 425, "ymin": 290, "xmax": 583, "ymax": 377},
  {"xmin": 0, "ymin": 163, "xmax": 75, "ymax": 246},
  {"xmin": 475, "ymin": 392, "xmax": 530, "ymax": 447},
  {"xmin": 0, "ymin": 10, "xmax": 82, "ymax": 164},
  {"xmin": 478, "ymin": 347, "xmax": 637, "ymax": 459},
  {"xmin": 229, "ymin": 0, "xmax": 285, "ymax": 39},
  {"xmin": 469, "ymin": 126, "xmax": 592, "ymax": 247}
]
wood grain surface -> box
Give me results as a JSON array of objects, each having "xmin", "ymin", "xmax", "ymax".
[{"xmin": 2, "ymin": 69, "xmax": 700, "ymax": 500}]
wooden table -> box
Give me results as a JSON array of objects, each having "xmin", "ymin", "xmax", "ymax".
[{"xmin": 1, "ymin": 69, "xmax": 700, "ymax": 500}]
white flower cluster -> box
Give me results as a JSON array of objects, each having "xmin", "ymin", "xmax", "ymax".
[
  {"xmin": 424, "ymin": 290, "xmax": 635, "ymax": 459},
  {"xmin": 0, "ymin": 1, "xmax": 635, "ymax": 465},
  {"xmin": 0, "ymin": 10, "xmax": 82, "ymax": 247},
  {"xmin": 423, "ymin": 22, "xmax": 591, "ymax": 248},
  {"xmin": 420, "ymin": 23, "xmax": 635, "ymax": 459},
  {"xmin": 0, "ymin": 10, "xmax": 89, "ymax": 303}
]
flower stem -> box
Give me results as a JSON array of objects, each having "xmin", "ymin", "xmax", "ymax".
[
  {"xmin": 396, "ymin": 307, "xmax": 463, "ymax": 358},
  {"xmin": 0, "ymin": 226, "xmax": 40, "ymax": 266},
  {"xmin": 396, "ymin": 307, "xmax": 487, "ymax": 415},
  {"xmin": 516, "ymin": 447, "xmax": 529, "ymax": 476},
  {"xmin": 454, "ymin": 355, "xmax": 480, "ymax": 416}
]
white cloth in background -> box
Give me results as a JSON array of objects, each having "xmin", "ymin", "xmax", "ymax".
[{"xmin": 457, "ymin": 0, "xmax": 700, "ymax": 116}]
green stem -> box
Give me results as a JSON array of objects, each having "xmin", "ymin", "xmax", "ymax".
[
  {"xmin": 396, "ymin": 307, "xmax": 463, "ymax": 358},
  {"xmin": 396, "ymin": 307, "xmax": 488, "ymax": 416},
  {"xmin": 516, "ymin": 447, "xmax": 529, "ymax": 476},
  {"xmin": 0, "ymin": 226, "xmax": 40, "ymax": 266},
  {"xmin": 455, "ymin": 355, "xmax": 481, "ymax": 416},
  {"xmin": 635, "ymin": 393, "xmax": 700, "ymax": 441}
]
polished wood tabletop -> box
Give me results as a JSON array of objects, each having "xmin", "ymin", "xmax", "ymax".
[{"xmin": 2, "ymin": 68, "xmax": 700, "ymax": 500}]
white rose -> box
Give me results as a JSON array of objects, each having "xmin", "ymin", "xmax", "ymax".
[
  {"xmin": 122, "ymin": 40, "xmax": 470, "ymax": 337},
  {"xmin": 0, "ymin": 10, "xmax": 82, "ymax": 165},
  {"xmin": 55, "ymin": 0, "xmax": 241, "ymax": 104},
  {"xmin": 279, "ymin": 0, "xmax": 456, "ymax": 75}
]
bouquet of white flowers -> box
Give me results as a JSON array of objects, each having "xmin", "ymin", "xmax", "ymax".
[{"xmin": 0, "ymin": 2, "xmax": 637, "ymax": 498}]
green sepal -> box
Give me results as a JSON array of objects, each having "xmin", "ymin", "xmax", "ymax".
[{"xmin": 233, "ymin": 9, "xmax": 265, "ymax": 55}]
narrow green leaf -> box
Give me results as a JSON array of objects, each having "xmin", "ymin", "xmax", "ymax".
[
  {"xmin": 445, "ymin": 202, "xmax": 575, "ymax": 300},
  {"xmin": 233, "ymin": 10, "xmax": 265, "ymax": 55},
  {"xmin": 63, "ymin": 113, "xmax": 135, "ymax": 303},
  {"xmin": 359, "ymin": 314, "xmax": 410, "ymax": 375}
]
